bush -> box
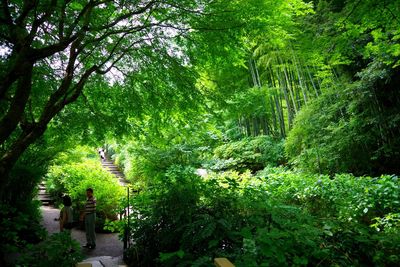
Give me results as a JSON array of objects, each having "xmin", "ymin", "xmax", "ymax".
[
  {"xmin": 118, "ymin": 166, "xmax": 400, "ymax": 266},
  {"xmin": 256, "ymin": 168, "xmax": 400, "ymax": 265},
  {"xmin": 0, "ymin": 161, "xmax": 47, "ymax": 265},
  {"xmin": 208, "ymin": 135, "xmax": 285, "ymax": 172},
  {"xmin": 45, "ymin": 146, "xmax": 124, "ymax": 231},
  {"xmin": 285, "ymin": 62, "xmax": 400, "ymax": 176},
  {"xmin": 121, "ymin": 166, "xmax": 328, "ymax": 266},
  {"xmin": 257, "ymin": 168, "xmax": 400, "ymax": 225},
  {"xmin": 16, "ymin": 231, "xmax": 83, "ymax": 267},
  {"xmin": 112, "ymin": 142, "xmax": 204, "ymax": 184}
]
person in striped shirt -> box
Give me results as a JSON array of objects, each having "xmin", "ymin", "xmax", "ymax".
[{"xmin": 83, "ymin": 188, "xmax": 96, "ymax": 249}]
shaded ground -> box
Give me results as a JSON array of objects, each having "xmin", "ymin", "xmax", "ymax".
[{"xmin": 40, "ymin": 206, "xmax": 124, "ymax": 258}]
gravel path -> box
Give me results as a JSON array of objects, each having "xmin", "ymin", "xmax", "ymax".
[{"xmin": 40, "ymin": 206, "xmax": 124, "ymax": 258}]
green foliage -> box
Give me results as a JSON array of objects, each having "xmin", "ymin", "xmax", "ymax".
[
  {"xmin": 209, "ymin": 136, "xmax": 285, "ymax": 172},
  {"xmin": 16, "ymin": 231, "xmax": 83, "ymax": 267},
  {"xmin": 256, "ymin": 168, "xmax": 400, "ymax": 265},
  {"xmin": 258, "ymin": 168, "xmax": 400, "ymax": 223},
  {"xmin": 285, "ymin": 61, "xmax": 400, "ymax": 175},
  {"xmin": 122, "ymin": 166, "xmax": 326, "ymax": 266},
  {"xmin": 112, "ymin": 141, "xmax": 209, "ymax": 185},
  {"xmin": 0, "ymin": 203, "xmax": 46, "ymax": 266},
  {"xmin": 116, "ymin": 165, "xmax": 400, "ymax": 267},
  {"xmin": 2, "ymin": 0, "xmax": 400, "ymax": 266},
  {"xmin": 282, "ymin": 0, "xmax": 400, "ymax": 176},
  {"xmin": 371, "ymin": 213, "xmax": 400, "ymax": 234},
  {"xmin": 0, "ymin": 153, "xmax": 48, "ymax": 264},
  {"xmin": 45, "ymin": 146, "xmax": 124, "ymax": 230}
]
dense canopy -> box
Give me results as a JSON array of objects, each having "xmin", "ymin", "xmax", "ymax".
[{"xmin": 1, "ymin": 0, "xmax": 400, "ymax": 266}]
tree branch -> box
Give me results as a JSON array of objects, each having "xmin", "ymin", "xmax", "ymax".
[
  {"xmin": 27, "ymin": 0, "xmax": 58, "ymax": 43},
  {"xmin": 90, "ymin": 0, "xmax": 157, "ymax": 31},
  {"xmin": 15, "ymin": 0, "xmax": 37, "ymax": 26},
  {"xmin": 1, "ymin": 0, "xmax": 12, "ymax": 25}
]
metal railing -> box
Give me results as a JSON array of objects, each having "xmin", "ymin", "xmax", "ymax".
[{"xmin": 121, "ymin": 186, "xmax": 139, "ymax": 251}]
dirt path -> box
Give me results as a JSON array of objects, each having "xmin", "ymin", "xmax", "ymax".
[{"xmin": 40, "ymin": 206, "xmax": 124, "ymax": 259}]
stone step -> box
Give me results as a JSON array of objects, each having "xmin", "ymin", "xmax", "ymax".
[
  {"xmin": 103, "ymin": 166, "xmax": 119, "ymax": 170},
  {"xmin": 109, "ymin": 173, "xmax": 122, "ymax": 175},
  {"xmin": 38, "ymin": 197, "xmax": 53, "ymax": 206},
  {"xmin": 105, "ymin": 168, "xmax": 120, "ymax": 171},
  {"xmin": 77, "ymin": 256, "xmax": 126, "ymax": 267},
  {"xmin": 101, "ymin": 159, "xmax": 129, "ymax": 186},
  {"xmin": 111, "ymin": 173, "xmax": 123, "ymax": 177},
  {"xmin": 36, "ymin": 180, "xmax": 54, "ymax": 205}
]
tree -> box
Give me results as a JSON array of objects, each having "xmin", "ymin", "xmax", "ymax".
[
  {"xmin": 285, "ymin": 0, "xmax": 400, "ymax": 175},
  {"xmin": 0, "ymin": 0, "xmax": 240, "ymax": 197},
  {"xmin": 195, "ymin": 0, "xmax": 315, "ymax": 139}
]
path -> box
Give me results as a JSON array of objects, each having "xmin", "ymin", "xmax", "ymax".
[
  {"xmin": 38, "ymin": 156, "xmax": 129, "ymax": 266},
  {"xmin": 40, "ymin": 206, "xmax": 124, "ymax": 259},
  {"xmin": 37, "ymin": 182, "xmax": 53, "ymax": 205}
]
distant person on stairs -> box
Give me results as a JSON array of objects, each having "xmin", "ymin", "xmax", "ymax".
[
  {"xmin": 59, "ymin": 195, "xmax": 73, "ymax": 231},
  {"xmin": 83, "ymin": 188, "xmax": 96, "ymax": 249},
  {"xmin": 98, "ymin": 148, "xmax": 106, "ymax": 161}
]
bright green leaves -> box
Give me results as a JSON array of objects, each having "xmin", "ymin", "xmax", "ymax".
[
  {"xmin": 210, "ymin": 135, "xmax": 285, "ymax": 172},
  {"xmin": 68, "ymin": 1, "xmax": 84, "ymax": 11},
  {"xmin": 45, "ymin": 146, "xmax": 124, "ymax": 228},
  {"xmin": 364, "ymin": 27, "xmax": 400, "ymax": 67}
]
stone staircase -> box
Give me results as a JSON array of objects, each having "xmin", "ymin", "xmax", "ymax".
[
  {"xmin": 37, "ymin": 158, "xmax": 127, "ymax": 207},
  {"xmin": 37, "ymin": 181, "xmax": 53, "ymax": 206},
  {"xmin": 101, "ymin": 159, "xmax": 128, "ymax": 186}
]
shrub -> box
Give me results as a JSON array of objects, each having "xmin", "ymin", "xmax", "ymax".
[
  {"xmin": 121, "ymin": 166, "xmax": 327, "ymax": 266},
  {"xmin": 112, "ymin": 142, "xmax": 204, "ymax": 184},
  {"xmin": 118, "ymin": 166, "xmax": 400, "ymax": 266},
  {"xmin": 208, "ymin": 135, "xmax": 285, "ymax": 172},
  {"xmin": 0, "ymin": 161, "xmax": 47, "ymax": 265},
  {"xmin": 45, "ymin": 146, "xmax": 124, "ymax": 231},
  {"xmin": 16, "ymin": 231, "xmax": 83, "ymax": 267}
]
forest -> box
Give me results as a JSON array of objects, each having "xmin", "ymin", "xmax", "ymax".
[{"xmin": 1, "ymin": 0, "xmax": 400, "ymax": 266}]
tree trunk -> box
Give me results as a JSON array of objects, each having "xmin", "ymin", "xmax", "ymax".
[
  {"xmin": 277, "ymin": 67, "xmax": 293, "ymax": 129},
  {"xmin": 0, "ymin": 61, "xmax": 33, "ymax": 144},
  {"xmin": 274, "ymin": 93, "xmax": 286, "ymax": 137},
  {"xmin": 270, "ymin": 96, "xmax": 278, "ymax": 136},
  {"xmin": 306, "ymin": 65, "xmax": 319, "ymax": 97},
  {"xmin": 0, "ymin": 124, "xmax": 46, "ymax": 197}
]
